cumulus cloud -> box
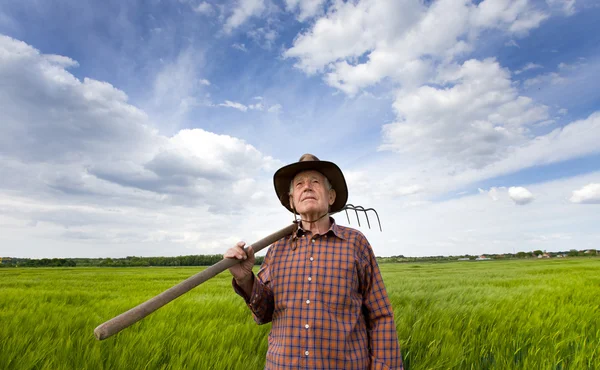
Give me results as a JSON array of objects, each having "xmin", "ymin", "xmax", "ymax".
[
  {"xmin": 570, "ymin": 183, "xmax": 600, "ymax": 204},
  {"xmin": 380, "ymin": 58, "xmax": 549, "ymax": 169},
  {"xmin": 477, "ymin": 186, "xmax": 533, "ymax": 205},
  {"xmin": 0, "ymin": 35, "xmax": 157, "ymax": 163},
  {"xmin": 0, "ymin": 34, "xmax": 283, "ymax": 256},
  {"xmin": 508, "ymin": 186, "xmax": 534, "ymax": 205},
  {"xmin": 284, "ymin": 0, "xmax": 549, "ymax": 95}
]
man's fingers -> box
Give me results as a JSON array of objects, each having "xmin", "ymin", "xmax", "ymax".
[{"xmin": 223, "ymin": 241, "xmax": 250, "ymax": 260}]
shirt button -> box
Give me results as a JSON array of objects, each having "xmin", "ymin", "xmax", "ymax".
[
  {"xmin": 309, "ymin": 257, "xmax": 314, "ymax": 261},
  {"xmin": 312, "ymin": 239, "xmax": 315, "ymax": 243},
  {"xmin": 305, "ymin": 324, "xmax": 310, "ymax": 329},
  {"xmin": 308, "ymin": 276, "xmax": 312, "ymax": 281},
  {"xmin": 306, "ymin": 299, "xmax": 310, "ymax": 304},
  {"xmin": 305, "ymin": 351, "xmax": 309, "ymax": 356}
]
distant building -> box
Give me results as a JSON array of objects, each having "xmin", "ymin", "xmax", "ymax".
[
  {"xmin": 457, "ymin": 257, "xmax": 470, "ymax": 261},
  {"xmin": 476, "ymin": 255, "xmax": 491, "ymax": 261}
]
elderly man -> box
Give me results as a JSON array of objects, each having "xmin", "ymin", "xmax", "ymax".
[{"xmin": 225, "ymin": 154, "xmax": 403, "ymax": 369}]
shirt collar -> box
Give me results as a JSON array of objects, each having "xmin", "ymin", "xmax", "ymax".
[{"xmin": 294, "ymin": 217, "xmax": 346, "ymax": 240}]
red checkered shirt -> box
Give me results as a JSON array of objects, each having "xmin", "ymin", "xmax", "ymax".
[{"xmin": 233, "ymin": 218, "xmax": 403, "ymax": 369}]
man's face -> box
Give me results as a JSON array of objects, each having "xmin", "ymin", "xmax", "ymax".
[{"xmin": 289, "ymin": 170, "xmax": 336, "ymax": 217}]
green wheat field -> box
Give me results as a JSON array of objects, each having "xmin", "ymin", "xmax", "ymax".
[{"xmin": 1, "ymin": 259, "xmax": 599, "ymax": 369}]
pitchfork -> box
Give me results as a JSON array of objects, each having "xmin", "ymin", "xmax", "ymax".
[{"xmin": 94, "ymin": 203, "xmax": 382, "ymax": 340}]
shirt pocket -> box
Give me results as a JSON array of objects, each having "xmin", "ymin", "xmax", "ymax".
[{"xmin": 317, "ymin": 254, "xmax": 359, "ymax": 313}]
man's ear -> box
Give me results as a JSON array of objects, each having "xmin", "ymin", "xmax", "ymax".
[
  {"xmin": 289, "ymin": 195, "xmax": 295, "ymax": 210},
  {"xmin": 328, "ymin": 189, "xmax": 336, "ymax": 206}
]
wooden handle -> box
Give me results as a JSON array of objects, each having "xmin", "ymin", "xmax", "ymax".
[{"xmin": 94, "ymin": 223, "xmax": 296, "ymax": 340}]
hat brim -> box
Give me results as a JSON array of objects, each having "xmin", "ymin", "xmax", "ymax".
[{"xmin": 273, "ymin": 160, "xmax": 348, "ymax": 214}]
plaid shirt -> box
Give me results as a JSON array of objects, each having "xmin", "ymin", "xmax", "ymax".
[{"xmin": 233, "ymin": 218, "xmax": 403, "ymax": 369}]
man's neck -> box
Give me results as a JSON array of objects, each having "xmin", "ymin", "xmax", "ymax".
[{"xmin": 300, "ymin": 214, "xmax": 331, "ymax": 235}]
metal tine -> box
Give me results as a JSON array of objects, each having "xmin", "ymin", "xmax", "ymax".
[
  {"xmin": 344, "ymin": 203, "xmax": 361, "ymax": 227},
  {"xmin": 350, "ymin": 205, "xmax": 371, "ymax": 229},
  {"xmin": 342, "ymin": 204, "xmax": 383, "ymax": 232},
  {"xmin": 362, "ymin": 207, "xmax": 382, "ymax": 232}
]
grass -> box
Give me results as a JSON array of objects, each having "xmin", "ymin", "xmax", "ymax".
[{"xmin": 0, "ymin": 259, "xmax": 599, "ymax": 369}]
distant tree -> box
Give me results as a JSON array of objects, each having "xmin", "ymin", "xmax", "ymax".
[
  {"xmin": 533, "ymin": 250, "xmax": 543, "ymax": 256},
  {"xmin": 568, "ymin": 249, "xmax": 579, "ymax": 257},
  {"xmin": 516, "ymin": 252, "xmax": 528, "ymax": 258}
]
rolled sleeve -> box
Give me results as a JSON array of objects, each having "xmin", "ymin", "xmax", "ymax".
[{"xmin": 233, "ymin": 275, "xmax": 274, "ymax": 324}]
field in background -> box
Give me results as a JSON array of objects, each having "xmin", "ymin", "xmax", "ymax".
[{"xmin": 1, "ymin": 259, "xmax": 599, "ymax": 369}]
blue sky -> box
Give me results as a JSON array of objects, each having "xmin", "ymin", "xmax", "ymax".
[{"xmin": 1, "ymin": 0, "xmax": 599, "ymax": 258}]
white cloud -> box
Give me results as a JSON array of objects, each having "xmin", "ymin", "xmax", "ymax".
[
  {"xmin": 479, "ymin": 186, "xmax": 506, "ymax": 201},
  {"xmin": 247, "ymin": 27, "xmax": 278, "ymax": 49},
  {"xmin": 232, "ymin": 43, "xmax": 248, "ymax": 52},
  {"xmin": 508, "ymin": 186, "xmax": 534, "ymax": 205},
  {"xmin": 354, "ymin": 172, "xmax": 600, "ymax": 257},
  {"xmin": 558, "ymin": 59, "xmax": 587, "ymax": 71},
  {"xmin": 570, "ymin": 183, "xmax": 600, "ymax": 204},
  {"xmin": 219, "ymin": 100, "xmax": 248, "ymax": 111},
  {"xmin": 380, "ymin": 59, "xmax": 549, "ymax": 169},
  {"xmin": 284, "ymin": 0, "xmax": 327, "ymax": 21},
  {"xmin": 515, "ymin": 62, "xmax": 543, "ymax": 74},
  {"xmin": 284, "ymin": 0, "xmax": 549, "ymax": 95},
  {"xmin": 0, "ymin": 35, "xmax": 285, "ymax": 257},
  {"xmin": 267, "ymin": 104, "xmax": 282, "ymax": 113},
  {"xmin": 199, "ymin": 79, "xmax": 211, "ymax": 86},
  {"xmin": 218, "ymin": 99, "xmax": 281, "ymax": 113},
  {"xmin": 523, "ymin": 72, "xmax": 566, "ymax": 88},
  {"xmin": 248, "ymin": 102, "xmax": 265, "ymax": 110},
  {"xmin": 194, "ymin": 1, "xmax": 214, "ymax": 15},
  {"xmin": 546, "ymin": 0, "xmax": 576, "ymax": 16},
  {"xmin": 224, "ymin": 0, "xmax": 266, "ymax": 33}
]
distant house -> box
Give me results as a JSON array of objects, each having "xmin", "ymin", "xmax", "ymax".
[
  {"xmin": 476, "ymin": 255, "xmax": 491, "ymax": 261},
  {"xmin": 457, "ymin": 257, "xmax": 470, "ymax": 261}
]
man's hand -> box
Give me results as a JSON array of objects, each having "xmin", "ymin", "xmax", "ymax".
[{"xmin": 224, "ymin": 241, "xmax": 255, "ymax": 296}]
